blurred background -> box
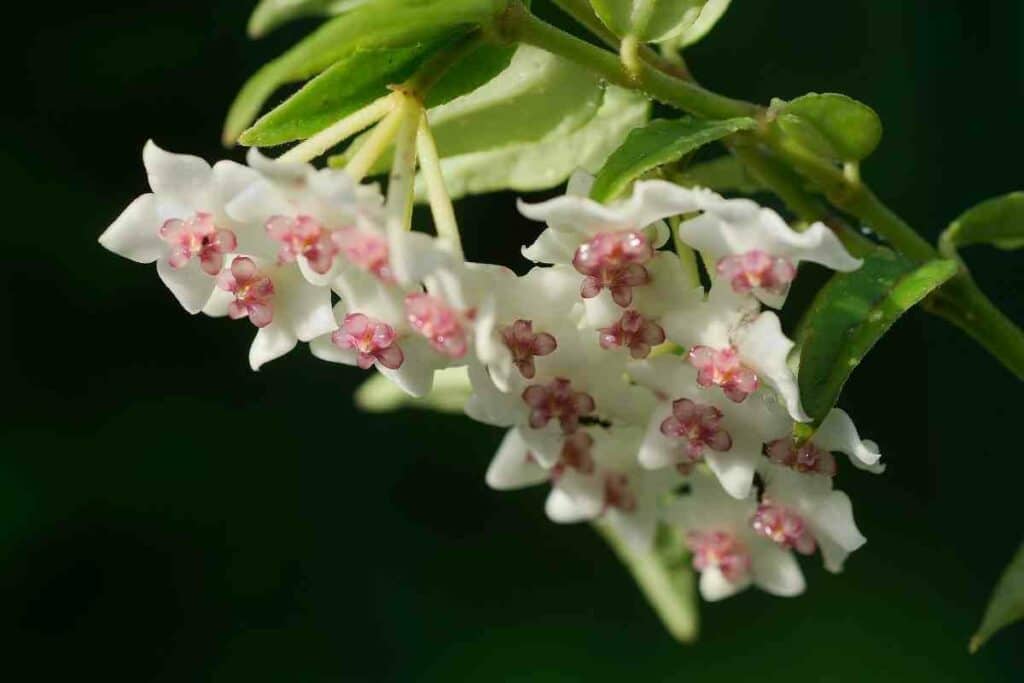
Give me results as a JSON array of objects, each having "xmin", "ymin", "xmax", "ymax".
[{"xmin": 2, "ymin": 0, "xmax": 1023, "ymax": 680}]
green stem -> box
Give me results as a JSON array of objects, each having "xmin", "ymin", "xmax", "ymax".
[
  {"xmin": 926, "ymin": 275, "xmax": 1024, "ymax": 380},
  {"xmin": 594, "ymin": 521, "xmax": 698, "ymax": 644},
  {"xmin": 498, "ymin": 3, "xmax": 756, "ymax": 120}
]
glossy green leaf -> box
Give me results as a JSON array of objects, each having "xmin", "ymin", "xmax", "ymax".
[
  {"xmin": 595, "ymin": 521, "xmax": 698, "ymax": 644},
  {"xmin": 777, "ymin": 93, "xmax": 882, "ymax": 163},
  {"xmin": 798, "ymin": 249, "xmax": 957, "ymax": 423},
  {"xmin": 332, "ymin": 47, "xmax": 612, "ymax": 176},
  {"xmin": 590, "ymin": 0, "xmax": 729, "ymax": 45},
  {"xmin": 422, "ymin": 43, "xmax": 517, "ymax": 108},
  {"xmin": 971, "ymin": 540, "xmax": 1024, "ymax": 653},
  {"xmin": 674, "ymin": 155, "xmax": 764, "ymax": 194},
  {"xmin": 943, "ymin": 192, "xmax": 1024, "ymax": 252},
  {"xmin": 239, "ymin": 43, "xmax": 442, "ymax": 147},
  {"xmin": 248, "ymin": 0, "xmax": 368, "ymax": 38},
  {"xmin": 223, "ymin": 0, "xmax": 497, "ymax": 144},
  {"xmin": 412, "ymin": 86, "xmax": 649, "ymax": 199},
  {"xmin": 589, "ymin": 116, "xmax": 755, "ymax": 202}
]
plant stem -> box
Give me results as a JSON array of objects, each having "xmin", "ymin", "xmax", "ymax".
[
  {"xmin": 345, "ymin": 101, "xmax": 408, "ymax": 182},
  {"xmin": 926, "ymin": 275, "xmax": 1024, "ymax": 380},
  {"xmin": 278, "ymin": 93, "xmax": 398, "ymax": 164},
  {"xmin": 416, "ymin": 111, "xmax": 464, "ymax": 259},
  {"xmin": 385, "ymin": 97, "xmax": 422, "ymax": 234},
  {"xmin": 594, "ymin": 521, "xmax": 698, "ymax": 644},
  {"xmin": 499, "ymin": 3, "xmax": 756, "ymax": 120}
]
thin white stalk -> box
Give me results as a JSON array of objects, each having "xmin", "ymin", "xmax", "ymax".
[
  {"xmin": 415, "ymin": 112, "xmax": 463, "ymax": 259},
  {"xmin": 277, "ymin": 92, "xmax": 399, "ymax": 164},
  {"xmin": 344, "ymin": 98, "xmax": 409, "ymax": 182},
  {"xmin": 385, "ymin": 97, "xmax": 422, "ymax": 233}
]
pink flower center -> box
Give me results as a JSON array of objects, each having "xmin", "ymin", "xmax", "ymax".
[
  {"xmin": 521, "ymin": 378, "xmax": 596, "ymax": 434},
  {"xmin": 660, "ymin": 398, "xmax": 732, "ymax": 460},
  {"xmin": 551, "ymin": 431, "xmax": 595, "ymax": 479},
  {"xmin": 598, "ymin": 310, "xmax": 666, "ymax": 359},
  {"xmin": 764, "ymin": 438, "xmax": 837, "ymax": 476},
  {"xmin": 333, "ymin": 228, "xmax": 394, "ymax": 283},
  {"xmin": 716, "ymin": 249, "xmax": 796, "ymax": 296},
  {"xmin": 499, "ymin": 319, "xmax": 557, "ymax": 379},
  {"xmin": 216, "ymin": 256, "xmax": 275, "ymax": 328},
  {"xmin": 687, "ymin": 346, "xmax": 759, "ymax": 402},
  {"xmin": 331, "ymin": 313, "xmax": 404, "ymax": 370},
  {"xmin": 572, "ymin": 231, "xmax": 653, "ymax": 307},
  {"xmin": 405, "ymin": 292, "xmax": 468, "ymax": 358},
  {"xmin": 602, "ymin": 471, "xmax": 637, "ymax": 513},
  {"xmin": 751, "ymin": 501, "xmax": 816, "ymax": 555},
  {"xmin": 266, "ymin": 214, "xmax": 339, "ymax": 275},
  {"xmin": 159, "ymin": 211, "xmax": 237, "ymax": 276},
  {"xmin": 686, "ymin": 530, "xmax": 752, "ymax": 583}
]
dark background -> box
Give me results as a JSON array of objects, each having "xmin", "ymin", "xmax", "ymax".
[{"xmin": 2, "ymin": 1, "xmax": 1023, "ymax": 680}]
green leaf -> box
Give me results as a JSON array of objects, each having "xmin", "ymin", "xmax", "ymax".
[
  {"xmin": 223, "ymin": 0, "xmax": 498, "ymax": 144},
  {"xmin": 425, "ymin": 46, "xmax": 607, "ymax": 158},
  {"xmin": 247, "ymin": 0, "xmax": 368, "ymax": 38},
  {"xmin": 590, "ymin": 0, "xmax": 729, "ymax": 45},
  {"xmin": 589, "ymin": 116, "xmax": 755, "ymax": 202},
  {"xmin": 798, "ymin": 249, "xmax": 957, "ymax": 423},
  {"xmin": 776, "ymin": 93, "xmax": 882, "ymax": 163},
  {"xmin": 674, "ymin": 155, "xmax": 764, "ymax": 194},
  {"xmin": 239, "ymin": 43, "xmax": 443, "ymax": 147},
  {"xmin": 355, "ymin": 367, "xmax": 471, "ymax": 413},
  {"xmin": 942, "ymin": 192, "xmax": 1024, "ymax": 252},
  {"xmin": 971, "ymin": 540, "xmax": 1024, "ymax": 653},
  {"xmin": 423, "ymin": 43, "xmax": 517, "ymax": 108},
  {"xmin": 410, "ymin": 86, "xmax": 650, "ymax": 199},
  {"xmin": 595, "ymin": 521, "xmax": 698, "ymax": 644},
  {"xmin": 331, "ymin": 47, "xmax": 615, "ymax": 177}
]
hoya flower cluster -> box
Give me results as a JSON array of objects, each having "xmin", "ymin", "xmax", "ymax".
[{"xmin": 101, "ymin": 142, "xmax": 885, "ymax": 603}]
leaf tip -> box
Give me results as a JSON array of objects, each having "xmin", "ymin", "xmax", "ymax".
[{"xmin": 968, "ymin": 635, "xmax": 983, "ymax": 654}]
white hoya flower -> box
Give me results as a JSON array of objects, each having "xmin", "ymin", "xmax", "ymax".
[
  {"xmin": 517, "ymin": 172, "xmax": 698, "ymax": 308},
  {"xmin": 764, "ymin": 407, "xmax": 884, "ymax": 475},
  {"xmin": 474, "ymin": 264, "xmax": 583, "ymax": 391},
  {"xmin": 229, "ymin": 150, "xmax": 449, "ymax": 291},
  {"xmin": 661, "ymin": 282, "xmax": 809, "ymax": 423},
  {"xmin": 465, "ymin": 326, "xmax": 641, "ymax": 466},
  {"xmin": 309, "ymin": 263, "xmax": 449, "ymax": 398},
  {"xmin": 581, "ymin": 251, "xmax": 696, "ymax": 360},
  {"xmin": 664, "ymin": 468, "xmax": 806, "ymax": 602},
  {"xmin": 99, "ymin": 141, "xmax": 263, "ymax": 313},
  {"xmin": 202, "ymin": 254, "xmax": 334, "ymax": 371},
  {"xmin": 629, "ymin": 355, "xmax": 790, "ymax": 499},
  {"xmin": 485, "ymin": 426, "xmax": 682, "ymax": 552},
  {"xmin": 757, "ymin": 462, "xmax": 867, "ymax": 573},
  {"xmin": 677, "ymin": 188, "xmax": 862, "ymax": 308}
]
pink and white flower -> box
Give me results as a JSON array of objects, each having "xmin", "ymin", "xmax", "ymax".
[
  {"xmin": 203, "ymin": 254, "xmax": 335, "ymax": 370},
  {"xmin": 664, "ymin": 468, "xmax": 805, "ymax": 601},
  {"xmin": 676, "ymin": 188, "xmax": 862, "ymax": 307},
  {"xmin": 662, "ymin": 283, "xmax": 809, "ymax": 422},
  {"xmin": 630, "ymin": 355, "xmax": 789, "ymax": 499},
  {"xmin": 99, "ymin": 141, "xmax": 263, "ymax": 313}
]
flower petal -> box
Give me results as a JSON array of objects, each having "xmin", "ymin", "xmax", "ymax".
[
  {"xmin": 750, "ymin": 540, "xmax": 806, "ymax": 597},
  {"xmin": 735, "ymin": 311, "xmax": 810, "ymax": 422},
  {"xmin": 99, "ymin": 194, "xmax": 164, "ymax": 263},
  {"xmin": 814, "ymin": 408, "xmax": 883, "ymax": 468},
  {"xmin": 156, "ymin": 256, "xmax": 216, "ymax": 314},
  {"xmin": 143, "ymin": 140, "xmax": 212, "ymax": 207},
  {"xmin": 249, "ymin": 323, "xmax": 298, "ymax": 371},
  {"xmin": 699, "ymin": 566, "xmax": 750, "ymax": 601},
  {"xmin": 485, "ymin": 429, "xmax": 549, "ymax": 491}
]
